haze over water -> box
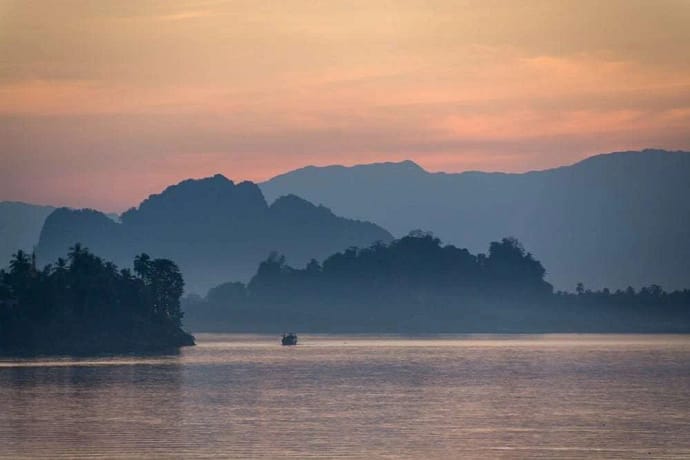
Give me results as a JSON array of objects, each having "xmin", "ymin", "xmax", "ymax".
[{"xmin": 1, "ymin": 334, "xmax": 690, "ymax": 459}]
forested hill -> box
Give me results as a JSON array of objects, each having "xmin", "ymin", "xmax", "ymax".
[
  {"xmin": 261, "ymin": 149, "xmax": 690, "ymax": 291},
  {"xmin": 36, "ymin": 174, "xmax": 392, "ymax": 294},
  {"xmin": 183, "ymin": 233, "xmax": 690, "ymax": 333}
]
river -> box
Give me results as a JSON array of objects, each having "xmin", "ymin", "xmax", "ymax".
[{"xmin": 1, "ymin": 334, "xmax": 689, "ymax": 459}]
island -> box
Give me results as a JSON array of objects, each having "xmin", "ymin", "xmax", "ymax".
[{"xmin": 0, "ymin": 245, "xmax": 194, "ymax": 355}]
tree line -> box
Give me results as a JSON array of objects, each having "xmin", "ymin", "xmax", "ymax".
[{"xmin": 184, "ymin": 232, "xmax": 690, "ymax": 332}]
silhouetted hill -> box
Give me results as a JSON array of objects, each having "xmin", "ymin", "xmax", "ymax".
[
  {"xmin": 261, "ymin": 149, "xmax": 690, "ymax": 291},
  {"xmin": 37, "ymin": 175, "xmax": 392, "ymax": 294},
  {"xmin": 0, "ymin": 202, "xmax": 56, "ymax": 270}
]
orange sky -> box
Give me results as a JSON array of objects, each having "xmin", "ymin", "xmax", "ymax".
[{"xmin": 1, "ymin": 0, "xmax": 689, "ymax": 211}]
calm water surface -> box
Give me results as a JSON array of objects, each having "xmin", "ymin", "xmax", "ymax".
[{"xmin": 1, "ymin": 334, "xmax": 690, "ymax": 459}]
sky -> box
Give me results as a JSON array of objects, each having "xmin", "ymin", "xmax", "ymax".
[{"xmin": 1, "ymin": 0, "xmax": 689, "ymax": 212}]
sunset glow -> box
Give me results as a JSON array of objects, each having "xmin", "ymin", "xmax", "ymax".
[{"xmin": 1, "ymin": 0, "xmax": 689, "ymax": 211}]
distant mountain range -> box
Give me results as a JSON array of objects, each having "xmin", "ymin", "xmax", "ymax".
[
  {"xmin": 261, "ymin": 149, "xmax": 690, "ymax": 291},
  {"xmin": 0, "ymin": 202, "xmax": 56, "ymax": 268},
  {"xmin": 3, "ymin": 149, "xmax": 689, "ymax": 293},
  {"xmin": 36, "ymin": 175, "xmax": 392, "ymax": 294}
]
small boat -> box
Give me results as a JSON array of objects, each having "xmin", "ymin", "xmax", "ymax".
[{"xmin": 281, "ymin": 333, "xmax": 298, "ymax": 346}]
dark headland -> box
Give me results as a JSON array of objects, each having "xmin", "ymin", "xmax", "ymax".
[{"xmin": 0, "ymin": 246, "xmax": 194, "ymax": 355}]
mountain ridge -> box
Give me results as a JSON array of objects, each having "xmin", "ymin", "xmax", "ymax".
[
  {"xmin": 268, "ymin": 148, "xmax": 688, "ymax": 181},
  {"xmin": 261, "ymin": 149, "xmax": 690, "ymax": 290}
]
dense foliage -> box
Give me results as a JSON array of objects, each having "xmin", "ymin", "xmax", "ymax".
[
  {"xmin": 0, "ymin": 245, "xmax": 194, "ymax": 354},
  {"xmin": 184, "ymin": 233, "xmax": 690, "ymax": 333},
  {"xmin": 247, "ymin": 232, "xmax": 552, "ymax": 301}
]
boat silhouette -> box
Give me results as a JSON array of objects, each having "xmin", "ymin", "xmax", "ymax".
[{"xmin": 281, "ymin": 333, "xmax": 298, "ymax": 346}]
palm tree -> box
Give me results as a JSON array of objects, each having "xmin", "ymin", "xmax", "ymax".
[{"xmin": 9, "ymin": 250, "xmax": 31, "ymax": 276}]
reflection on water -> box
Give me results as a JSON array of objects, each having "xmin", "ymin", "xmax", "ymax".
[{"xmin": 1, "ymin": 334, "xmax": 690, "ymax": 459}]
